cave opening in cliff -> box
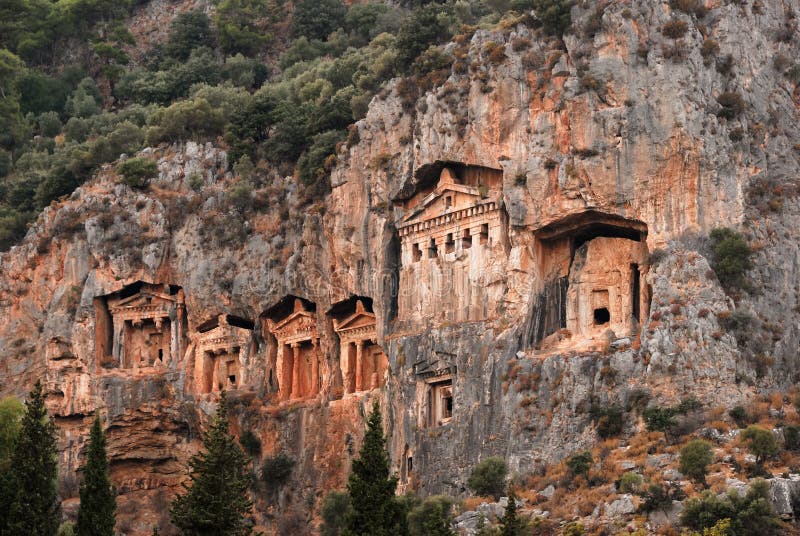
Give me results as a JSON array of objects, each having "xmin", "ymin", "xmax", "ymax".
[{"xmin": 525, "ymin": 212, "xmax": 650, "ymax": 350}]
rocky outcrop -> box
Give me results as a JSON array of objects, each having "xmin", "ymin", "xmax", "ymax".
[{"xmin": 1, "ymin": 1, "xmax": 800, "ymax": 533}]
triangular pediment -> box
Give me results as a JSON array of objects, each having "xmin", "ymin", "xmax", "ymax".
[
  {"xmin": 335, "ymin": 311, "xmax": 376, "ymax": 332},
  {"xmin": 114, "ymin": 291, "xmax": 176, "ymax": 308},
  {"xmin": 402, "ymin": 167, "xmax": 485, "ymax": 225},
  {"xmin": 270, "ymin": 310, "xmax": 316, "ymax": 332}
]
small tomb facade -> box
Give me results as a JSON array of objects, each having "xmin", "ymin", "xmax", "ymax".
[
  {"xmin": 94, "ymin": 282, "xmax": 187, "ymax": 370},
  {"xmin": 414, "ymin": 359, "xmax": 456, "ymax": 428},
  {"xmin": 330, "ymin": 298, "xmax": 387, "ymax": 395},
  {"xmin": 397, "ymin": 165, "xmax": 506, "ymax": 325},
  {"xmin": 195, "ymin": 314, "xmax": 254, "ymax": 394},
  {"xmin": 266, "ymin": 298, "xmax": 322, "ymax": 401}
]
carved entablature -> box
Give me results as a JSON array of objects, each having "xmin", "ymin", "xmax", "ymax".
[
  {"xmin": 333, "ymin": 300, "xmax": 377, "ymax": 344},
  {"xmin": 195, "ymin": 314, "xmax": 253, "ymax": 394},
  {"xmin": 197, "ymin": 314, "xmax": 253, "ymax": 355},
  {"xmin": 267, "ymin": 300, "xmax": 318, "ymax": 346}
]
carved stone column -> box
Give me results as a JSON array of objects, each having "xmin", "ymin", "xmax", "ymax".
[
  {"xmin": 311, "ymin": 339, "xmax": 319, "ymax": 396},
  {"xmin": 355, "ymin": 340, "xmax": 364, "ymax": 392},
  {"xmin": 291, "ymin": 343, "xmax": 301, "ymax": 399}
]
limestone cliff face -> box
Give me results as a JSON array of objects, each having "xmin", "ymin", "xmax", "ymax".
[{"xmin": 1, "ymin": 0, "xmax": 800, "ymax": 532}]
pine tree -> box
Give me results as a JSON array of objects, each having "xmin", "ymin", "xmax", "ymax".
[
  {"xmin": 344, "ymin": 400, "xmax": 402, "ymax": 536},
  {"xmin": 170, "ymin": 391, "xmax": 253, "ymax": 536},
  {"xmin": 76, "ymin": 416, "xmax": 116, "ymax": 536},
  {"xmin": 5, "ymin": 380, "xmax": 60, "ymax": 536},
  {"xmin": 499, "ymin": 489, "xmax": 526, "ymax": 536}
]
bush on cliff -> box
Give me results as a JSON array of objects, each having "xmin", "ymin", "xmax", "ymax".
[
  {"xmin": 709, "ymin": 227, "xmax": 752, "ymax": 292},
  {"xmin": 116, "ymin": 157, "xmax": 158, "ymax": 189},
  {"xmin": 740, "ymin": 425, "xmax": 779, "ymax": 465},
  {"xmin": 261, "ymin": 452, "xmax": 295, "ymax": 490},
  {"xmin": 679, "ymin": 439, "xmax": 713, "ymax": 485},
  {"xmin": 467, "ymin": 456, "xmax": 508, "ymax": 500},
  {"xmin": 407, "ymin": 495, "xmax": 456, "ymax": 536},
  {"xmin": 680, "ymin": 479, "xmax": 782, "ymax": 535}
]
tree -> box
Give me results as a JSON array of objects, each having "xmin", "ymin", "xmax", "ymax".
[
  {"xmin": 499, "ymin": 489, "xmax": 526, "ymax": 536},
  {"xmin": 5, "ymin": 380, "xmax": 60, "ymax": 536},
  {"xmin": 680, "ymin": 439, "xmax": 713, "ymax": 484},
  {"xmin": 116, "ymin": 157, "xmax": 158, "ymax": 189},
  {"xmin": 532, "ymin": 0, "xmax": 573, "ymax": 36},
  {"xmin": 710, "ymin": 227, "xmax": 752, "ymax": 291},
  {"xmin": 344, "ymin": 400, "xmax": 402, "ymax": 536},
  {"xmin": 293, "ymin": 0, "xmax": 346, "ymax": 41},
  {"xmin": 321, "ymin": 491, "xmax": 353, "ymax": 536},
  {"xmin": 170, "ymin": 391, "xmax": 254, "ymax": 535},
  {"xmin": 740, "ymin": 426, "xmax": 779, "ymax": 465},
  {"xmin": 407, "ymin": 495, "xmax": 455, "ymax": 536},
  {"xmin": 566, "ymin": 451, "xmax": 593, "ymax": 477},
  {"xmin": 467, "ymin": 456, "xmax": 508, "ymax": 499},
  {"xmin": 76, "ymin": 416, "xmax": 116, "ymax": 536}
]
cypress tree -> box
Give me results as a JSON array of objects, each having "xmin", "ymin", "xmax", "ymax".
[
  {"xmin": 344, "ymin": 400, "xmax": 402, "ymax": 536},
  {"xmin": 170, "ymin": 391, "xmax": 254, "ymax": 535},
  {"xmin": 499, "ymin": 489, "xmax": 526, "ymax": 536},
  {"xmin": 76, "ymin": 416, "xmax": 116, "ymax": 536},
  {"xmin": 5, "ymin": 380, "xmax": 60, "ymax": 536}
]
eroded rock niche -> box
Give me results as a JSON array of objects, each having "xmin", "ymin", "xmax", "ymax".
[
  {"xmin": 527, "ymin": 212, "xmax": 651, "ymax": 352},
  {"xmin": 93, "ymin": 281, "xmax": 187, "ymax": 371},
  {"xmin": 329, "ymin": 297, "xmax": 388, "ymax": 397},
  {"xmin": 397, "ymin": 164, "xmax": 507, "ymax": 327},
  {"xmin": 264, "ymin": 297, "xmax": 322, "ymax": 401},
  {"xmin": 194, "ymin": 314, "xmax": 254, "ymax": 394}
]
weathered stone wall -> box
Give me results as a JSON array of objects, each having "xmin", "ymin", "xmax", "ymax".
[{"xmin": 1, "ymin": 0, "xmax": 799, "ymax": 532}]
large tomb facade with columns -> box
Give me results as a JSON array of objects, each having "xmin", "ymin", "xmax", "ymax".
[
  {"xmin": 397, "ymin": 164, "xmax": 507, "ymax": 327},
  {"xmin": 265, "ymin": 297, "xmax": 322, "ymax": 401},
  {"xmin": 94, "ymin": 281, "xmax": 187, "ymax": 371},
  {"xmin": 330, "ymin": 297, "xmax": 387, "ymax": 396},
  {"xmin": 194, "ymin": 314, "xmax": 254, "ymax": 394}
]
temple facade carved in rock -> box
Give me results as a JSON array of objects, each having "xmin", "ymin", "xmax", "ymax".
[
  {"xmin": 330, "ymin": 298, "xmax": 387, "ymax": 395},
  {"xmin": 194, "ymin": 314, "xmax": 253, "ymax": 394},
  {"xmin": 397, "ymin": 165, "xmax": 507, "ymax": 327},
  {"xmin": 94, "ymin": 282, "xmax": 187, "ymax": 371},
  {"xmin": 265, "ymin": 297, "xmax": 322, "ymax": 401}
]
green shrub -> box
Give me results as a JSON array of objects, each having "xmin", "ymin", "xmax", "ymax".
[
  {"xmin": 740, "ymin": 426, "xmax": 779, "ymax": 464},
  {"xmin": 238, "ymin": 430, "xmax": 261, "ymax": 456},
  {"xmin": 566, "ymin": 451, "xmax": 593, "ymax": 477},
  {"xmin": 783, "ymin": 425, "xmax": 800, "ymax": 451},
  {"xmin": 680, "ymin": 480, "xmax": 781, "ymax": 535},
  {"xmin": 116, "ymin": 157, "xmax": 158, "ymax": 188},
  {"xmin": 618, "ymin": 471, "xmax": 642, "ymax": 493},
  {"xmin": 638, "ymin": 483, "xmax": 678, "ymax": 512},
  {"xmin": 729, "ymin": 405, "xmax": 749, "ymax": 428},
  {"xmin": 467, "ymin": 456, "xmax": 508, "ymax": 499},
  {"xmin": 261, "ymin": 452, "xmax": 295, "ymax": 489},
  {"xmin": 164, "ymin": 11, "xmax": 216, "ymax": 61},
  {"xmin": 407, "ymin": 495, "xmax": 455, "ymax": 536},
  {"xmin": 563, "ymin": 522, "xmax": 584, "ymax": 536},
  {"xmin": 292, "ymin": 0, "xmax": 346, "ymax": 41},
  {"xmin": 590, "ymin": 405, "xmax": 625, "ymax": 438},
  {"xmin": 709, "ymin": 227, "xmax": 752, "ymax": 291},
  {"xmin": 321, "ymin": 491, "xmax": 352, "ymax": 536},
  {"xmin": 716, "ymin": 92, "xmax": 745, "ymax": 120},
  {"xmin": 146, "ymin": 98, "xmax": 225, "ymax": 144},
  {"xmin": 533, "ymin": 0, "xmax": 573, "ymax": 36},
  {"xmin": 680, "ymin": 439, "xmax": 713, "ymax": 484}
]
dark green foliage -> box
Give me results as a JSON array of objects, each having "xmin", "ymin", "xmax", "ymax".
[
  {"xmin": 4, "ymin": 380, "xmax": 61, "ymax": 536},
  {"xmin": 499, "ymin": 489, "xmax": 526, "ymax": 536},
  {"xmin": 170, "ymin": 392, "xmax": 254, "ymax": 535},
  {"xmin": 344, "ymin": 400, "xmax": 402, "ymax": 536},
  {"xmin": 467, "ymin": 456, "xmax": 508, "ymax": 499},
  {"xmin": 261, "ymin": 452, "xmax": 295, "ymax": 489},
  {"xmin": 709, "ymin": 227, "xmax": 752, "ymax": 291},
  {"xmin": 0, "ymin": 395, "xmax": 24, "ymax": 528},
  {"xmin": 644, "ymin": 398, "xmax": 702, "ymax": 436},
  {"xmin": 293, "ymin": 0, "xmax": 346, "ymax": 41},
  {"xmin": 18, "ymin": 72, "xmax": 71, "ymax": 115},
  {"xmin": 146, "ymin": 98, "xmax": 226, "ymax": 143},
  {"xmin": 297, "ymin": 129, "xmax": 345, "ymax": 187},
  {"xmin": 215, "ymin": 0, "xmax": 281, "ymax": 55},
  {"xmin": 680, "ymin": 480, "xmax": 782, "ymax": 535},
  {"xmin": 396, "ymin": 4, "xmax": 453, "ymax": 67},
  {"xmin": 589, "ymin": 404, "xmax": 625, "ymax": 438},
  {"xmin": 783, "ymin": 425, "xmax": 800, "ymax": 451},
  {"xmin": 321, "ymin": 491, "xmax": 353, "ymax": 536},
  {"xmin": 116, "ymin": 157, "xmax": 158, "ymax": 189},
  {"xmin": 532, "ymin": 0, "xmax": 573, "ymax": 36},
  {"xmin": 716, "ymin": 91, "xmax": 745, "ymax": 119},
  {"xmin": 729, "ymin": 405, "xmax": 750, "ymax": 428},
  {"xmin": 740, "ymin": 425, "xmax": 779, "ymax": 464},
  {"xmin": 164, "ymin": 11, "xmax": 216, "ymax": 61},
  {"xmin": 76, "ymin": 417, "xmax": 116, "ymax": 536},
  {"xmin": 407, "ymin": 495, "xmax": 455, "ymax": 536},
  {"xmin": 638, "ymin": 483, "xmax": 682, "ymax": 513},
  {"xmin": 566, "ymin": 451, "xmax": 593, "ymax": 476},
  {"xmin": 679, "ymin": 439, "xmax": 713, "ymax": 484},
  {"xmin": 238, "ymin": 430, "xmax": 261, "ymax": 456}
]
